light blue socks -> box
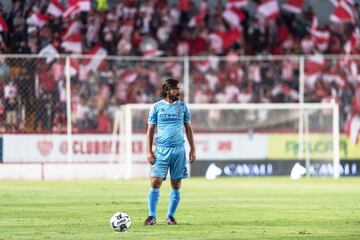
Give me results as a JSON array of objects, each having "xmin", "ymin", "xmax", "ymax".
[
  {"xmin": 148, "ymin": 188, "xmax": 181, "ymax": 218},
  {"xmin": 167, "ymin": 189, "xmax": 180, "ymax": 218},
  {"xmin": 148, "ymin": 188, "xmax": 160, "ymax": 217}
]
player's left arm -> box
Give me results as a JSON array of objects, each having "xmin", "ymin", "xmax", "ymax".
[{"xmin": 184, "ymin": 123, "xmax": 196, "ymax": 164}]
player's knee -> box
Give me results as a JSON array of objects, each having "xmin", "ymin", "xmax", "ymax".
[
  {"xmin": 171, "ymin": 180, "xmax": 181, "ymax": 190},
  {"xmin": 151, "ymin": 178, "xmax": 163, "ymax": 188}
]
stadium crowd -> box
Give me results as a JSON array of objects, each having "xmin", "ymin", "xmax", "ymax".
[{"xmin": 0, "ymin": 0, "xmax": 359, "ymax": 133}]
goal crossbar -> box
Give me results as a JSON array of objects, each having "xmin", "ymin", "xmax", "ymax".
[{"xmin": 124, "ymin": 102, "xmax": 337, "ymax": 110}]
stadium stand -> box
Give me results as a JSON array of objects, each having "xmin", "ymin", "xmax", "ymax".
[{"xmin": 0, "ymin": 0, "xmax": 359, "ymax": 134}]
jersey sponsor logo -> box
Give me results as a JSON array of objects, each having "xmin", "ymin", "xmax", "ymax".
[{"xmin": 159, "ymin": 113, "xmax": 182, "ymax": 121}]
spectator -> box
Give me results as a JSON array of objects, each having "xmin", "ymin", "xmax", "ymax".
[
  {"xmin": 4, "ymin": 95, "xmax": 18, "ymax": 130},
  {"xmin": 0, "ymin": 57, "xmax": 9, "ymax": 82},
  {"xmin": 34, "ymin": 90, "xmax": 51, "ymax": 131},
  {"xmin": 97, "ymin": 109, "xmax": 110, "ymax": 132},
  {"xmin": 74, "ymin": 97, "xmax": 89, "ymax": 132}
]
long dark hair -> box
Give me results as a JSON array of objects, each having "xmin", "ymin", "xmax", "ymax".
[{"xmin": 160, "ymin": 78, "xmax": 179, "ymax": 99}]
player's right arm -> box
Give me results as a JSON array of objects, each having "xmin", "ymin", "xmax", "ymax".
[
  {"xmin": 146, "ymin": 124, "xmax": 156, "ymax": 165},
  {"xmin": 147, "ymin": 104, "xmax": 157, "ymax": 165}
]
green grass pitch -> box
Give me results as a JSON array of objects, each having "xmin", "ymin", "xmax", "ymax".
[{"xmin": 1, "ymin": 177, "xmax": 360, "ymax": 240}]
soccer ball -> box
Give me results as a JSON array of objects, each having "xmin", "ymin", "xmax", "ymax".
[{"xmin": 109, "ymin": 212, "xmax": 131, "ymax": 232}]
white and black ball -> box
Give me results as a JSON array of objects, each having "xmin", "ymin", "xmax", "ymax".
[{"xmin": 109, "ymin": 212, "xmax": 131, "ymax": 232}]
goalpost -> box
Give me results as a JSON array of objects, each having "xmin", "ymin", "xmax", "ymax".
[{"xmin": 112, "ymin": 102, "xmax": 340, "ymax": 179}]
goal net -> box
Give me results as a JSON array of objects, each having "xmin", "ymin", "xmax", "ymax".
[{"xmin": 112, "ymin": 103, "xmax": 340, "ymax": 179}]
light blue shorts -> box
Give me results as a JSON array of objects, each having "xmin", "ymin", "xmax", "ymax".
[{"xmin": 150, "ymin": 145, "xmax": 188, "ymax": 180}]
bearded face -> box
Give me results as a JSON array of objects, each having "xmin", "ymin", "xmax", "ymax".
[{"xmin": 167, "ymin": 84, "xmax": 181, "ymax": 102}]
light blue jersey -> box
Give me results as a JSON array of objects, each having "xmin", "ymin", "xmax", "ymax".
[{"xmin": 148, "ymin": 100, "xmax": 190, "ymax": 147}]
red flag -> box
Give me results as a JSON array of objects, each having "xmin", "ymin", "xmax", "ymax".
[
  {"xmin": 61, "ymin": 34, "xmax": 82, "ymax": 53},
  {"xmin": 121, "ymin": 70, "xmax": 138, "ymax": 83},
  {"xmin": 312, "ymin": 30, "xmax": 330, "ymax": 51},
  {"xmin": 354, "ymin": 87, "xmax": 360, "ymax": 113},
  {"xmin": 220, "ymin": 28, "xmax": 241, "ymax": 50},
  {"xmin": 82, "ymin": 45, "xmax": 108, "ymax": 74},
  {"xmin": 329, "ymin": 0, "xmax": 355, "ymax": 6},
  {"xmin": 209, "ymin": 28, "xmax": 241, "ymax": 51},
  {"xmin": 344, "ymin": 27, "xmax": 360, "ymax": 54},
  {"xmin": 0, "ymin": 16, "xmax": 8, "ymax": 32},
  {"xmin": 26, "ymin": 13, "xmax": 51, "ymax": 27},
  {"xmin": 77, "ymin": 0, "xmax": 91, "ymax": 11},
  {"xmin": 306, "ymin": 54, "xmax": 325, "ymax": 75},
  {"xmin": 311, "ymin": 15, "xmax": 318, "ymax": 30},
  {"xmin": 310, "ymin": 16, "xmax": 330, "ymax": 52},
  {"xmin": 64, "ymin": 0, "xmax": 90, "ymax": 19},
  {"xmin": 61, "ymin": 20, "xmax": 80, "ymax": 40},
  {"xmin": 323, "ymin": 71, "xmax": 345, "ymax": 87},
  {"xmin": 305, "ymin": 54, "xmax": 325, "ymax": 88},
  {"xmin": 63, "ymin": 4, "xmax": 79, "ymax": 18},
  {"xmin": 70, "ymin": 58, "xmax": 79, "ymax": 76},
  {"xmin": 226, "ymin": 0, "xmax": 248, "ymax": 9},
  {"xmin": 39, "ymin": 43, "xmax": 60, "ymax": 63},
  {"xmin": 345, "ymin": 114, "xmax": 360, "ymax": 145},
  {"xmin": 257, "ymin": 0, "xmax": 279, "ymax": 20},
  {"xmin": 47, "ymin": 0, "xmax": 64, "ymax": 17},
  {"xmin": 330, "ymin": 1, "xmax": 355, "ymax": 23},
  {"xmin": 350, "ymin": 27, "xmax": 360, "ymax": 48},
  {"xmin": 222, "ymin": 8, "xmax": 245, "ymax": 27},
  {"xmin": 282, "ymin": 0, "xmax": 304, "ymax": 14},
  {"xmin": 188, "ymin": 0, "xmax": 207, "ymax": 27}
]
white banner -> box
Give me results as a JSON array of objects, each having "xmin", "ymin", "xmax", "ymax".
[
  {"xmin": 3, "ymin": 133, "xmax": 267, "ymax": 163},
  {"xmin": 194, "ymin": 133, "xmax": 267, "ymax": 160},
  {"xmin": 3, "ymin": 134, "xmax": 146, "ymax": 163}
]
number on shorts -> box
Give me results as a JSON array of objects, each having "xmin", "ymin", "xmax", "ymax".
[{"xmin": 183, "ymin": 167, "xmax": 188, "ymax": 176}]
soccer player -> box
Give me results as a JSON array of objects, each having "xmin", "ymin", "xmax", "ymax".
[{"xmin": 144, "ymin": 78, "xmax": 196, "ymax": 225}]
